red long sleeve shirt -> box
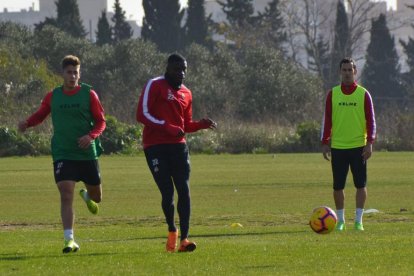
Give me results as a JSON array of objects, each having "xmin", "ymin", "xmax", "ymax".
[
  {"xmin": 26, "ymin": 86, "xmax": 106, "ymax": 139},
  {"xmin": 321, "ymin": 82, "xmax": 376, "ymax": 145},
  {"xmin": 136, "ymin": 76, "xmax": 209, "ymax": 149}
]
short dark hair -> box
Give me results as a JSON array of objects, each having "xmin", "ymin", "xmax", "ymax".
[
  {"xmin": 339, "ymin": 57, "xmax": 356, "ymax": 70},
  {"xmin": 62, "ymin": 55, "xmax": 81, "ymax": 69},
  {"xmin": 167, "ymin": 53, "xmax": 186, "ymax": 64}
]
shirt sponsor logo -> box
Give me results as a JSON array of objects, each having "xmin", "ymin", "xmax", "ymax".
[
  {"xmin": 338, "ymin": 102, "xmax": 357, "ymax": 106},
  {"xmin": 60, "ymin": 103, "xmax": 80, "ymax": 109}
]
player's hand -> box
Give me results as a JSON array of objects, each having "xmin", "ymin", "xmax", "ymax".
[
  {"xmin": 18, "ymin": 121, "xmax": 28, "ymax": 132},
  {"xmin": 166, "ymin": 124, "xmax": 185, "ymax": 138},
  {"xmin": 200, "ymin": 118, "xmax": 217, "ymax": 130},
  {"xmin": 78, "ymin": 135, "xmax": 93, "ymax": 149},
  {"xmin": 362, "ymin": 143, "xmax": 372, "ymax": 162},
  {"xmin": 322, "ymin": 144, "xmax": 331, "ymax": 161},
  {"xmin": 176, "ymin": 128, "xmax": 185, "ymax": 138}
]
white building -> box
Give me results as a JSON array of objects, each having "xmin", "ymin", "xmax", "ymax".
[
  {"xmin": 0, "ymin": 0, "xmax": 140, "ymax": 41},
  {"xmin": 205, "ymin": 0, "xmax": 272, "ymax": 23}
]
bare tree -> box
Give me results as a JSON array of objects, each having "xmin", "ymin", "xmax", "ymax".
[
  {"xmin": 283, "ymin": 0, "xmax": 389, "ymax": 80},
  {"xmin": 283, "ymin": 0, "xmax": 335, "ymax": 76},
  {"xmin": 345, "ymin": 0, "xmax": 376, "ymax": 60},
  {"xmin": 283, "ymin": 4, "xmax": 303, "ymax": 65}
]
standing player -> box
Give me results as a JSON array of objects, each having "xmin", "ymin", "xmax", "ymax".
[
  {"xmin": 321, "ymin": 57, "xmax": 376, "ymax": 231},
  {"xmin": 18, "ymin": 55, "xmax": 106, "ymax": 252},
  {"xmin": 136, "ymin": 53, "xmax": 217, "ymax": 252}
]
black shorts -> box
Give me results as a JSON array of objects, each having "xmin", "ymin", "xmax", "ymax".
[
  {"xmin": 53, "ymin": 159, "xmax": 101, "ymax": 186},
  {"xmin": 331, "ymin": 147, "xmax": 366, "ymax": 190},
  {"xmin": 144, "ymin": 143, "xmax": 190, "ymax": 186}
]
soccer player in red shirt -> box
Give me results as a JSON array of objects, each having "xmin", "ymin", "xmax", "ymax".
[
  {"xmin": 321, "ymin": 57, "xmax": 376, "ymax": 231},
  {"xmin": 18, "ymin": 55, "xmax": 106, "ymax": 253},
  {"xmin": 137, "ymin": 53, "xmax": 217, "ymax": 252}
]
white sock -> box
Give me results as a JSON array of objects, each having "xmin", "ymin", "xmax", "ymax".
[
  {"xmin": 82, "ymin": 190, "xmax": 90, "ymax": 201},
  {"xmin": 64, "ymin": 229, "xmax": 74, "ymax": 241},
  {"xmin": 336, "ymin": 209, "xmax": 345, "ymax": 222},
  {"xmin": 355, "ymin": 208, "xmax": 364, "ymax": 223}
]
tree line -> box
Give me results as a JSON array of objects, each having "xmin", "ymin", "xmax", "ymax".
[
  {"xmin": 0, "ymin": 20, "xmax": 323, "ymax": 124},
  {"xmin": 0, "ymin": 0, "xmax": 413, "ymax": 155},
  {"xmin": 19, "ymin": 0, "xmax": 414, "ymax": 104}
]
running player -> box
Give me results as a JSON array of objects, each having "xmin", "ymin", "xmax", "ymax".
[{"xmin": 18, "ymin": 55, "xmax": 106, "ymax": 252}]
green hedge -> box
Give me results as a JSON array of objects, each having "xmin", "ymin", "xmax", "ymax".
[
  {"xmin": 100, "ymin": 115, "xmax": 142, "ymax": 154},
  {"xmin": 0, "ymin": 126, "xmax": 50, "ymax": 156},
  {"xmin": 186, "ymin": 121, "xmax": 322, "ymax": 154},
  {"xmin": 0, "ymin": 116, "xmax": 143, "ymax": 157},
  {"xmin": 2, "ymin": 116, "xmax": 414, "ymax": 157}
]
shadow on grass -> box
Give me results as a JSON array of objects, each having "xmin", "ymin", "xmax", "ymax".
[
  {"xmin": 0, "ymin": 231, "xmax": 307, "ymax": 262},
  {"xmin": 92, "ymin": 229, "xmax": 307, "ymax": 243},
  {"xmin": 192, "ymin": 230, "xmax": 307, "ymax": 238},
  {"xmin": 0, "ymin": 252, "xmax": 125, "ymax": 261},
  {"xmin": 244, "ymin": 265, "xmax": 277, "ymax": 270}
]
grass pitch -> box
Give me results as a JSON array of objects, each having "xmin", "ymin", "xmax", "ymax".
[{"xmin": 0, "ymin": 152, "xmax": 413, "ymax": 275}]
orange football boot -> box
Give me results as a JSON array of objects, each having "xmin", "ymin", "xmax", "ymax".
[
  {"xmin": 166, "ymin": 231, "xmax": 178, "ymax": 252},
  {"xmin": 178, "ymin": 239, "xmax": 197, "ymax": 252}
]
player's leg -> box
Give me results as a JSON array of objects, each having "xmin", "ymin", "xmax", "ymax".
[
  {"xmin": 350, "ymin": 146, "xmax": 367, "ymax": 230},
  {"xmin": 79, "ymin": 160, "xmax": 102, "ymax": 214},
  {"xmin": 170, "ymin": 144, "xmax": 191, "ymax": 241},
  {"xmin": 170, "ymin": 144, "xmax": 196, "ymax": 252},
  {"xmin": 355, "ymin": 188, "xmax": 367, "ymax": 209},
  {"xmin": 145, "ymin": 145, "xmax": 177, "ymax": 251},
  {"xmin": 331, "ymin": 148, "xmax": 350, "ymax": 231},
  {"xmin": 353, "ymin": 187, "xmax": 366, "ymax": 230},
  {"xmin": 57, "ymin": 180, "xmax": 76, "ymax": 234},
  {"xmin": 82, "ymin": 184, "xmax": 102, "ymax": 203},
  {"xmin": 54, "ymin": 160, "xmax": 80, "ymax": 253},
  {"xmin": 57, "ymin": 180, "xmax": 79, "ymax": 253},
  {"xmin": 333, "ymin": 190, "xmax": 345, "ymax": 210}
]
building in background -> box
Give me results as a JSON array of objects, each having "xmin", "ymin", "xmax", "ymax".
[
  {"xmin": 0, "ymin": 0, "xmax": 140, "ymax": 41},
  {"xmin": 0, "ymin": 0, "xmax": 413, "ymax": 69},
  {"xmin": 388, "ymin": 0, "xmax": 414, "ymax": 71}
]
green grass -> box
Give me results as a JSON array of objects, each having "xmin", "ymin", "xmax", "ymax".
[{"xmin": 0, "ymin": 152, "xmax": 413, "ymax": 275}]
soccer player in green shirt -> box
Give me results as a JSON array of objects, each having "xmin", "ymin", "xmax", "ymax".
[
  {"xmin": 18, "ymin": 55, "xmax": 106, "ymax": 252},
  {"xmin": 321, "ymin": 57, "xmax": 376, "ymax": 231}
]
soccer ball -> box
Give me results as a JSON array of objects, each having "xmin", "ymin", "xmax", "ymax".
[{"xmin": 309, "ymin": 206, "xmax": 337, "ymax": 234}]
